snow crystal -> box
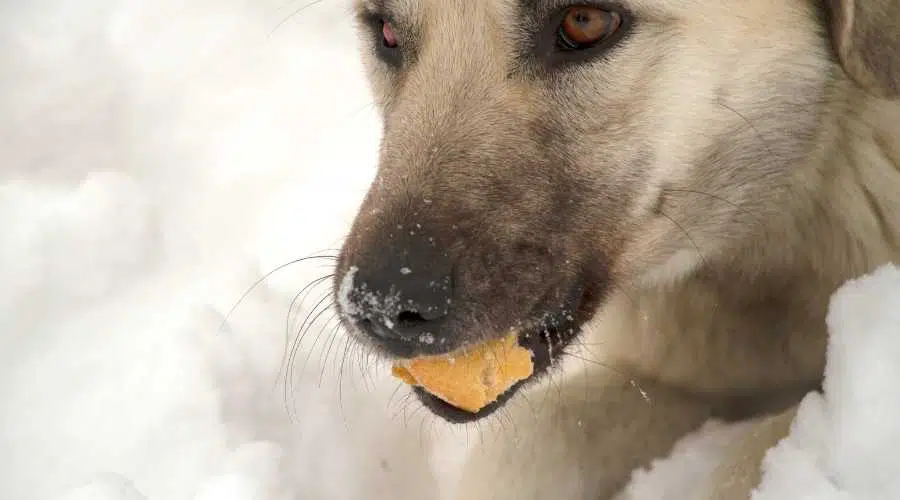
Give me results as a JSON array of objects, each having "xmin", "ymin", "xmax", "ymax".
[
  {"xmin": 335, "ymin": 265, "xmax": 404, "ymax": 330},
  {"xmin": 337, "ymin": 265, "xmax": 361, "ymax": 317}
]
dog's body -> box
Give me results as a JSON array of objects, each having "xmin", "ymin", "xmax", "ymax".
[{"xmin": 334, "ymin": 0, "xmax": 900, "ymax": 498}]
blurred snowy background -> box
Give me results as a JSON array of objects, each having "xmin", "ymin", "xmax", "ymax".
[
  {"xmin": 1, "ymin": 1, "xmax": 898, "ymax": 499},
  {"xmin": 0, "ymin": 1, "xmax": 461, "ymax": 498}
]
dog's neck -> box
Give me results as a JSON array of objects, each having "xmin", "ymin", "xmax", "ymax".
[
  {"xmin": 829, "ymin": 86, "xmax": 900, "ymax": 181},
  {"xmin": 705, "ymin": 82, "xmax": 900, "ymax": 294},
  {"xmin": 590, "ymin": 84, "xmax": 900, "ymax": 400},
  {"xmin": 808, "ymin": 85, "xmax": 900, "ymax": 279},
  {"xmin": 696, "ymin": 83, "xmax": 900, "ymax": 326}
]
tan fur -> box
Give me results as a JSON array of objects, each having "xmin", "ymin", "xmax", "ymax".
[
  {"xmin": 702, "ymin": 407, "xmax": 799, "ymax": 500},
  {"xmin": 339, "ymin": 0, "xmax": 900, "ymax": 498}
]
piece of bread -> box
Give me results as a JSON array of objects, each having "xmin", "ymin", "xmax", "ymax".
[{"xmin": 391, "ymin": 331, "xmax": 534, "ymax": 413}]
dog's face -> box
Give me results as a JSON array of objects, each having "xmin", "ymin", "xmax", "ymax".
[{"xmin": 334, "ymin": 0, "xmax": 900, "ymax": 422}]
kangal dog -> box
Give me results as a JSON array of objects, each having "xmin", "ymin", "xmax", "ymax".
[{"xmin": 331, "ymin": 0, "xmax": 900, "ymax": 498}]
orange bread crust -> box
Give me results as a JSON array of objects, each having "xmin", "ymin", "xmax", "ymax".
[{"xmin": 391, "ymin": 332, "xmax": 534, "ymax": 413}]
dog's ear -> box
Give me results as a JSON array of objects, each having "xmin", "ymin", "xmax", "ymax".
[{"xmin": 826, "ymin": 0, "xmax": 900, "ymax": 98}]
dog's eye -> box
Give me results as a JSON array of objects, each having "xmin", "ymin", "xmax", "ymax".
[
  {"xmin": 382, "ymin": 20, "xmax": 398, "ymax": 49},
  {"xmin": 557, "ymin": 6, "xmax": 622, "ymax": 50}
]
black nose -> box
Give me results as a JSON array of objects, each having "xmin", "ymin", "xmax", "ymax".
[{"xmin": 339, "ymin": 237, "xmax": 453, "ymax": 349}]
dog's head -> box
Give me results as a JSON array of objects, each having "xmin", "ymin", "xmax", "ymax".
[{"xmin": 333, "ymin": 0, "xmax": 900, "ymax": 422}]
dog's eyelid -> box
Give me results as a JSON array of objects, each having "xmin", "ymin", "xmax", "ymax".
[
  {"xmin": 363, "ymin": 10, "xmax": 406, "ymax": 40},
  {"xmin": 531, "ymin": 2, "xmax": 632, "ymax": 69},
  {"xmin": 359, "ymin": 8, "xmax": 390, "ymax": 26},
  {"xmin": 359, "ymin": 9, "xmax": 407, "ymax": 66},
  {"xmin": 356, "ymin": 0, "xmax": 387, "ymax": 17},
  {"xmin": 534, "ymin": 0, "xmax": 629, "ymax": 19}
]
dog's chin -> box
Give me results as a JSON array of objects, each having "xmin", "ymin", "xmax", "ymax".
[
  {"xmin": 413, "ymin": 381, "xmax": 526, "ymax": 423},
  {"xmin": 413, "ymin": 280, "xmax": 603, "ymax": 424}
]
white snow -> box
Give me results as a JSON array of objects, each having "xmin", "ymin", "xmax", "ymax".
[
  {"xmin": 617, "ymin": 420, "xmax": 758, "ymax": 500},
  {"xmin": 1, "ymin": 1, "xmax": 898, "ymax": 499},
  {"xmin": 1, "ymin": 1, "xmax": 449, "ymax": 499}
]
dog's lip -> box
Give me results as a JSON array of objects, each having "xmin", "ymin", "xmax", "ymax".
[
  {"xmin": 412, "ymin": 379, "xmax": 527, "ymax": 423},
  {"xmin": 405, "ymin": 281, "xmax": 593, "ymax": 423},
  {"xmin": 406, "ymin": 321, "xmax": 577, "ymax": 423}
]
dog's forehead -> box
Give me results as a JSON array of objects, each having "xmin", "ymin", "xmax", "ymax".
[
  {"xmin": 355, "ymin": 0, "xmax": 513, "ymax": 25},
  {"xmin": 356, "ymin": 0, "xmax": 513, "ymax": 15},
  {"xmin": 355, "ymin": 0, "xmax": 813, "ymax": 26}
]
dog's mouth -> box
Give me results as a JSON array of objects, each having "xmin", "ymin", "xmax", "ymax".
[{"xmin": 409, "ymin": 279, "xmax": 604, "ymax": 424}]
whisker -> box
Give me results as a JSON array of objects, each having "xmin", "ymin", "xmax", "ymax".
[
  {"xmin": 359, "ymin": 346, "xmax": 376, "ymax": 393},
  {"xmin": 498, "ymin": 405, "xmax": 516, "ymax": 441},
  {"xmin": 561, "ymin": 351, "xmax": 651, "ymax": 405},
  {"xmin": 476, "ymin": 418, "xmax": 486, "ymax": 447},
  {"xmin": 289, "ymin": 298, "xmax": 337, "ymax": 418},
  {"xmin": 517, "ymin": 390, "xmax": 540, "ymax": 427},
  {"xmin": 561, "ymin": 350, "xmax": 627, "ymax": 380},
  {"xmin": 387, "ymin": 381, "xmax": 406, "ymax": 411},
  {"xmin": 220, "ymin": 254, "xmax": 336, "ymax": 334},
  {"xmin": 426, "ymin": 416, "xmax": 442, "ymax": 448},
  {"xmin": 406, "ymin": 398, "xmax": 428, "ymax": 425},
  {"xmin": 658, "ymin": 210, "xmax": 710, "ymax": 270},
  {"xmin": 717, "ymin": 100, "xmax": 777, "ymax": 162},
  {"xmin": 284, "ymin": 290, "xmax": 334, "ymax": 420},
  {"xmin": 273, "ymin": 0, "xmax": 307, "ymax": 12},
  {"xmin": 298, "ymin": 300, "xmax": 340, "ymax": 385},
  {"xmin": 395, "ymin": 393, "xmax": 418, "ymax": 428},
  {"xmin": 316, "ymin": 312, "xmax": 343, "ymax": 388},
  {"xmin": 661, "ymin": 187, "xmax": 743, "ymax": 212},
  {"xmin": 540, "ymin": 364, "xmax": 564, "ymax": 419},
  {"xmin": 714, "ymin": 100, "xmax": 833, "ymax": 228},
  {"xmin": 277, "ymin": 273, "xmax": 333, "ymax": 390},
  {"xmin": 349, "ymin": 338, "xmax": 369, "ymax": 393},
  {"xmin": 269, "ymin": 0, "xmax": 327, "ymax": 37},
  {"xmin": 337, "ymin": 332, "xmax": 357, "ymax": 417},
  {"xmin": 417, "ymin": 409, "xmax": 431, "ymax": 448}
]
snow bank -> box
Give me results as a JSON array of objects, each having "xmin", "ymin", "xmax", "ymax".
[{"xmin": 1, "ymin": 0, "xmax": 898, "ymax": 499}]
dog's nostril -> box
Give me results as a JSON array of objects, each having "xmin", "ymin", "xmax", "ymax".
[
  {"xmin": 396, "ymin": 310, "xmax": 427, "ymax": 328},
  {"xmin": 357, "ymin": 309, "xmax": 443, "ymax": 344}
]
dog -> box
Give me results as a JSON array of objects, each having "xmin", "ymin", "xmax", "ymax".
[{"xmin": 331, "ymin": 0, "xmax": 900, "ymax": 498}]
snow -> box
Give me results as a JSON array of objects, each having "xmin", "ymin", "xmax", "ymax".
[
  {"xmin": 1, "ymin": 0, "xmax": 898, "ymax": 499},
  {"xmin": 617, "ymin": 420, "xmax": 757, "ymax": 500},
  {"xmin": 1, "ymin": 1, "xmax": 453, "ymax": 499}
]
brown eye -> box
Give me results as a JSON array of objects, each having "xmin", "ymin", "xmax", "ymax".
[
  {"xmin": 558, "ymin": 6, "xmax": 621, "ymax": 50},
  {"xmin": 382, "ymin": 20, "xmax": 398, "ymax": 48}
]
